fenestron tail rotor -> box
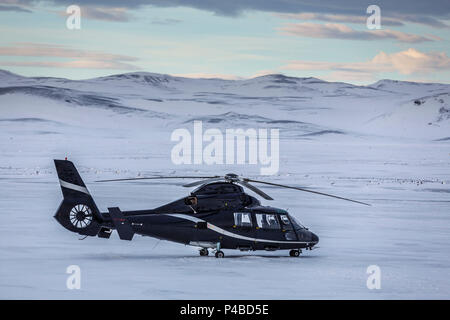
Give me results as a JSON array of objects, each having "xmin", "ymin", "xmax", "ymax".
[{"xmin": 96, "ymin": 173, "xmax": 370, "ymax": 206}]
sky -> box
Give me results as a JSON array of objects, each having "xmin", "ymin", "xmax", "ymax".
[{"xmin": 0, "ymin": 0, "xmax": 449, "ymax": 84}]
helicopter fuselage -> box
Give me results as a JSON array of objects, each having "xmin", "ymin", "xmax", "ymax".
[
  {"xmin": 108, "ymin": 206, "xmax": 319, "ymax": 251},
  {"xmin": 94, "ymin": 182, "xmax": 319, "ymax": 251}
]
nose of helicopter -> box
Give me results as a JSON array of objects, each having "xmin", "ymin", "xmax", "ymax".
[{"xmin": 311, "ymin": 232, "xmax": 319, "ymax": 244}]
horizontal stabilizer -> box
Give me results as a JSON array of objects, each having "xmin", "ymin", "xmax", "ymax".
[{"xmin": 108, "ymin": 207, "xmax": 134, "ymax": 241}]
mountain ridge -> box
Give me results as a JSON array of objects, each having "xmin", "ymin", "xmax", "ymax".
[{"xmin": 1, "ymin": 68, "xmax": 448, "ymax": 88}]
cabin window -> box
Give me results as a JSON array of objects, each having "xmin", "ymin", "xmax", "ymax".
[
  {"xmin": 234, "ymin": 212, "xmax": 252, "ymax": 227},
  {"xmin": 255, "ymin": 214, "xmax": 280, "ymax": 230}
]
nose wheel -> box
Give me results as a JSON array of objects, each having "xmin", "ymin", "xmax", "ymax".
[
  {"xmin": 213, "ymin": 242, "xmax": 225, "ymax": 258},
  {"xmin": 215, "ymin": 250, "xmax": 225, "ymax": 258},
  {"xmin": 289, "ymin": 249, "xmax": 301, "ymax": 257},
  {"xmin": 199, "ymin": 248, "xmax": 209, "ymax": 256}
]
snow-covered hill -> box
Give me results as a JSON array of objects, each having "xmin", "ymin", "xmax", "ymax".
[{"xmin": 0, "ymin": 70, "xmax": 449, "ymax": 140}]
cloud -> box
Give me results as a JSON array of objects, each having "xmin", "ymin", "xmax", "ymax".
[
  {"xmin": 38, "ymin": 0, "xmax": 449, "ymax": 18},
  {"xmin": 276, "ymin": 12, "xmax": 449, "ymax": 29},
  {"xmin": 8, "ymin": 1, "xmax": 450, "ymax": 29},
  {"xmin": 279, "ymin": 22, "xmax": 434, "ymax": 43},
  {"xmin": 0, "ymin": 42, "xmax": 137, "ymax": 61},
  {"xmin": 390, "ymin": 14, "xmax": 449, "ymax": 29},
  {"xmin": 81, "ymin": 7, "xmax": 131, "ymax": 22},
  {"xmin": 282, "ymin": 48, "xmax": 450, "ymax": 81},
  {"xmin": 151, "ymin": 18, "xmax": 182, "ymax": 25},
  {"xmin": 276, "ymin": 13, "xmax": 404, "ymax": 27},
  {"xmin": 0, "ymin": 60, "xmax": 138, "ymax": 69},
  {"xmin": 52, "ymin": 6, "xmax": 132, "ymax": 22},
  {"xmin": 0, "ymin": 4, "xmax": 32, "ymax": 12},
  {"xmin": 0, "ymin": 43, "xmax": 139, "ymax": 70},
  {"xmin": 371, "ymin": 49, "xmax": 450, "ymax": 74}
]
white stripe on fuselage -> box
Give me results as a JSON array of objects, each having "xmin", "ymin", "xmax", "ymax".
[{"xmin": 163, "ymin": 213, "xmax": 314, "ymax": 245}]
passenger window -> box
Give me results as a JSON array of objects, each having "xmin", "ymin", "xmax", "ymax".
[
  {"xmin": 255, "ymin": 214, "xmax": 280, "ymax": 230},
  {"xmin": 234, "ymin": 212, "xmax": 252, "ymax": 227}
]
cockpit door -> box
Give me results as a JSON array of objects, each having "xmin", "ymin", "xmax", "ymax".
[{"xmin": 280, "ymin": 215, "xmax": 298, "ymax": 241}]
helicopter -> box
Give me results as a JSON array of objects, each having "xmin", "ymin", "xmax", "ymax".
[{"xmin": 53, "ymin": 159, "xmax": 370, "ymax": 258}]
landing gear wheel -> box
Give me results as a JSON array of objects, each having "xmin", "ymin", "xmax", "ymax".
[
  {"xmin": 289, "ymin": 249, "xmax": 300, "ymax": 257},
  {"xmin": 199, "ymin": 248, "xmax": 209, "ymax": 256},
  {"xmin": 215, "ymin": 250, "xmax": 225, "ymax": 258}
]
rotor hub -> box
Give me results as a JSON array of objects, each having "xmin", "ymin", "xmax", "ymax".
[
  {"xmin": 224, "ymin": 173, "xmax": 240, "ymax": 182},
  {"xmin": 76, "ymin": 211, "xmax": 86, "ymax": 221}
]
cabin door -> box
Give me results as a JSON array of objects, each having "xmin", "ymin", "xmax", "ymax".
[
  {"xmin": 253, "ymin": 213, "xmax": 285, "ymax": 247},
  {"xmin": 231, "ymin": 212, "xmax": 255, "ymax": 248}
]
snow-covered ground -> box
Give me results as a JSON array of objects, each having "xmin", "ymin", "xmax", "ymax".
[{"xmin": 0, "ymin": 69, "xmax": 449, "ymax": 299}]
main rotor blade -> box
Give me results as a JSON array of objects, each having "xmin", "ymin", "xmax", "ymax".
[
  {"xmin": 183, "ymin": 177, "xmax": 224, "ymax": 187},
  {"xmin": 95, "ymin": 176, "xmax": 220, "ymax": 183},
  {"xmin": 237, "ymin": 180, "xmax": 274, "ymax": 200},
  {"xmin": 244, "ymin": 179, "xmax": 371, "ymax": 206}
]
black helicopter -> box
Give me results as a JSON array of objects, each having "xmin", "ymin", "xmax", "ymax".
[{"xmin": 54, "ymin": 159, "xmax": 370, "ymax": 258}]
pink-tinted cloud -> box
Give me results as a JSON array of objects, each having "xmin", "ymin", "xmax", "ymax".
[
  {"xmin": 0, "ymin": 60, "xmax": 138, "ymax": 69},
  {"xmin": 279, "ymin": 22, "xmax": 434, "ymax": 43},
  {"xmin": 276, "ymin": 13, "xmax": 404, "ymax": 26},
  {"xmin": 0, "ymin": 43, "xmax": 137, "ymax": 61},
  {"xmin": 282, "ymin": 48, "xmax": 450, "ymax": 81},
  {"xmin": 371, "ymin": 49, "xmax": 450, "ymax": 74},
  {"xmin": 0, "ymin": 43, "xmax": 139, "ymax": 70},
  {"xmin": 52, "ymin": 6, "xmax": 132, "ymax": 22},
  {"xmin": 80, "ymin": 6, "xmax": 131, "ymax": 22}
]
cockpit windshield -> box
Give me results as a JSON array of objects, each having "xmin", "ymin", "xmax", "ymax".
[{"xmin": 289, "ymin": 215, "xmax": 306, "ymax": 230}]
